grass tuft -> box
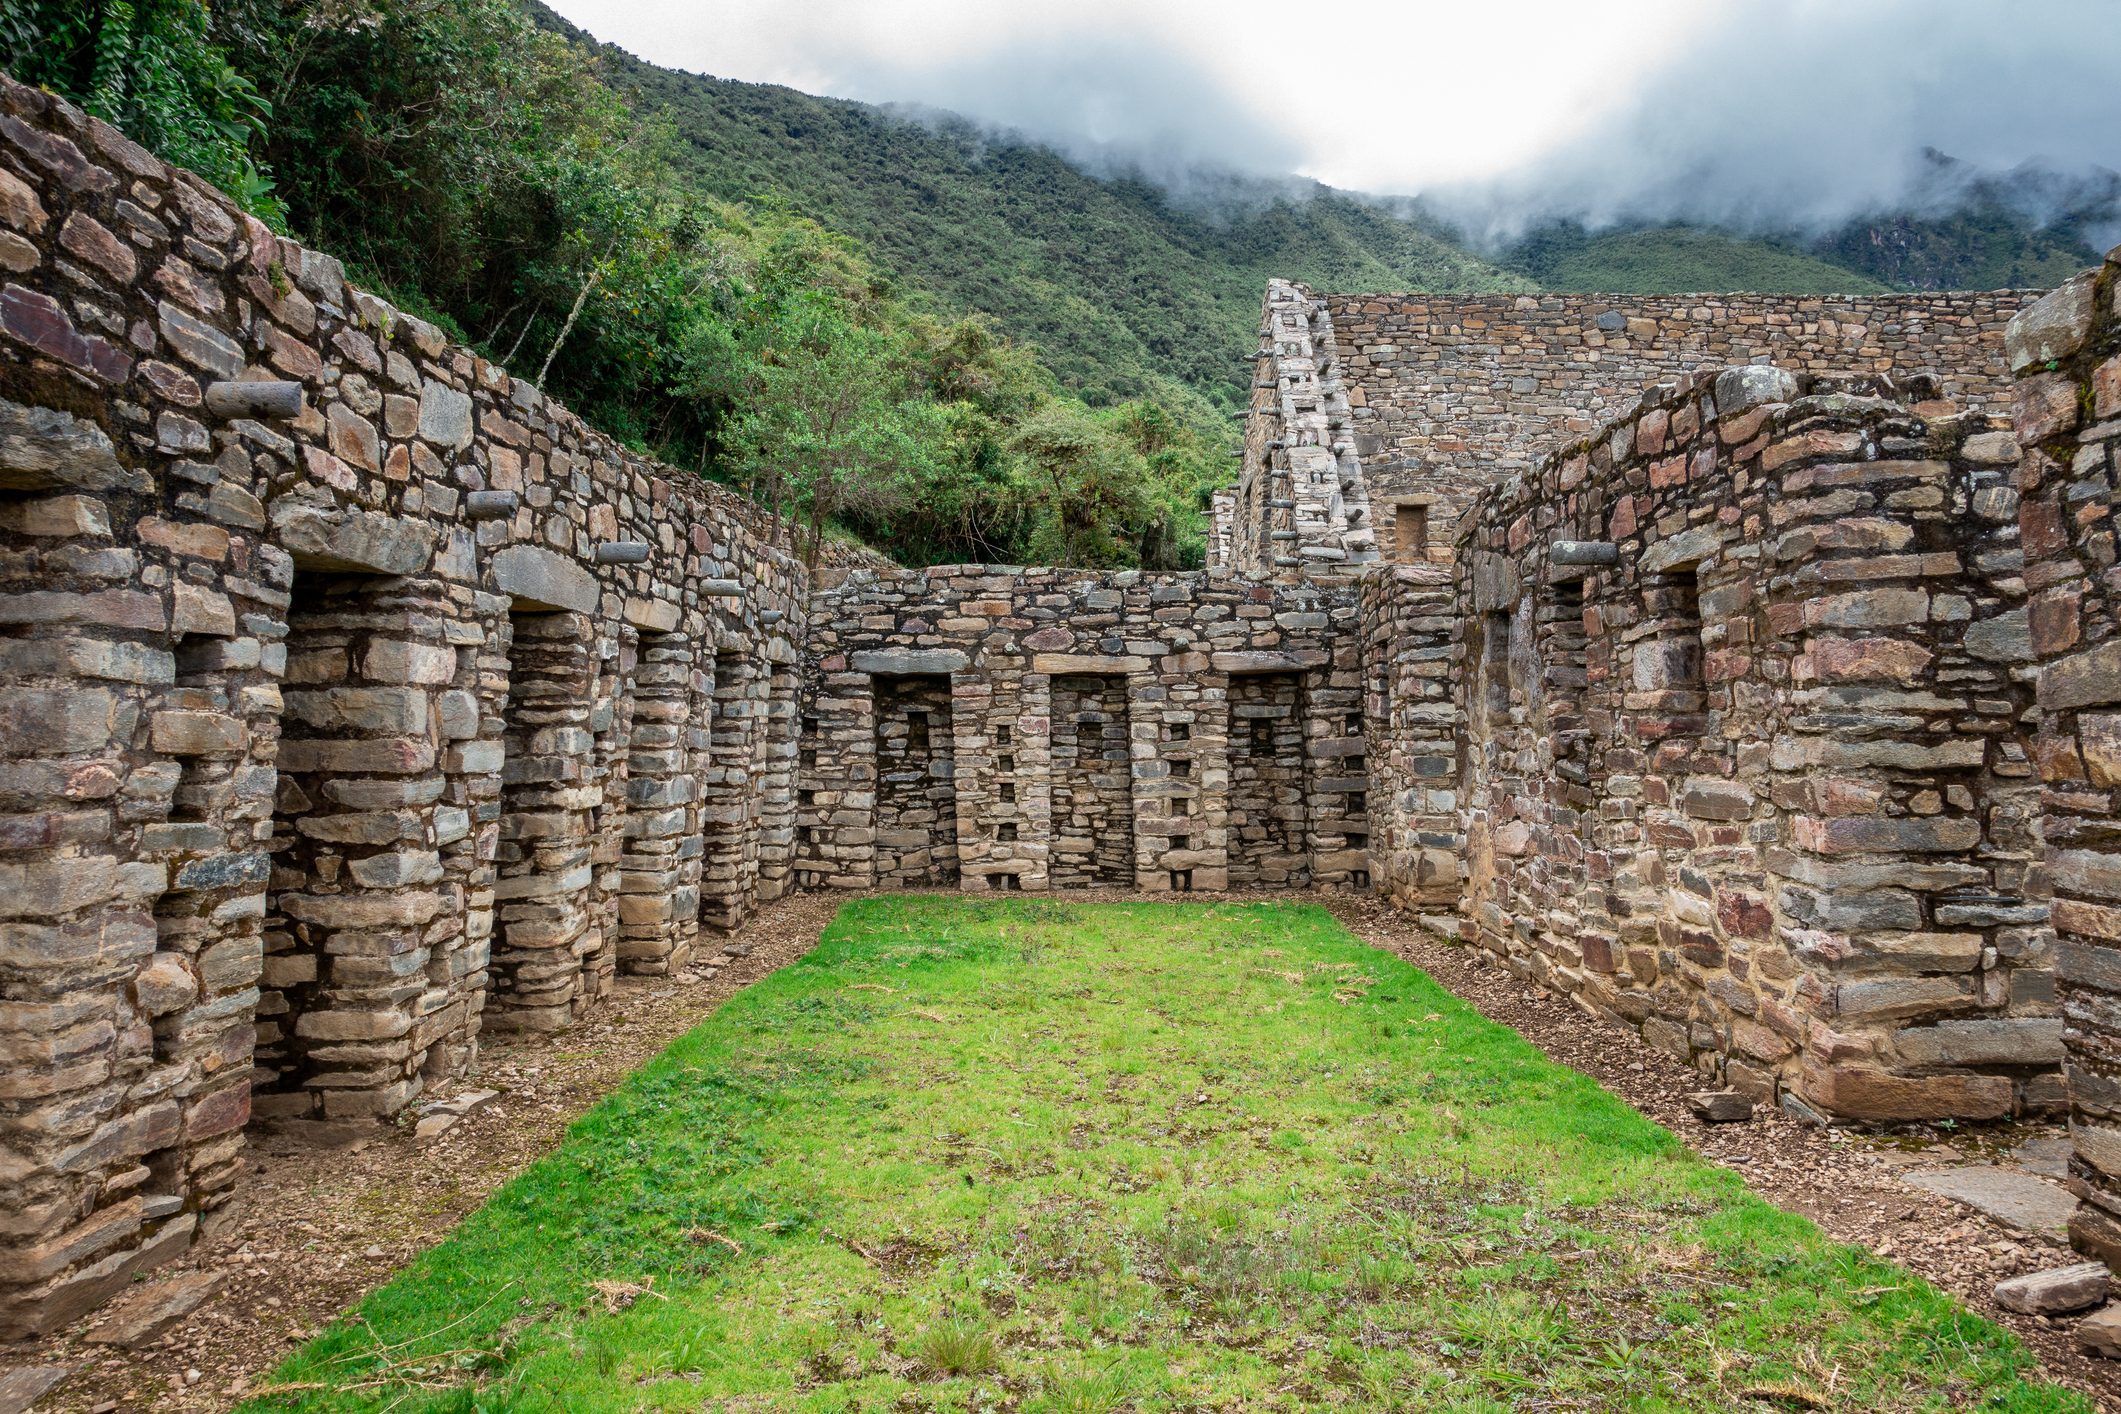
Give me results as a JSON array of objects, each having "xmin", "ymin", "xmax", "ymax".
[{"xmin": 907, "ymin": 1317, "xmax": 1001, "ymax": 1378}]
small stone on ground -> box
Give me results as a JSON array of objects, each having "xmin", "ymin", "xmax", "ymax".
[
  {"xmin": 1686, "ymin": 1090, "xmax": 1753, "ymax": 1123},
  {"xmin": 1996, "ymin": 1262, "xmax": 2109, "ymax": 1315},
  {"xmin": 82, "ymin": 1272, "xmax": 225, "ymax": 1349}
]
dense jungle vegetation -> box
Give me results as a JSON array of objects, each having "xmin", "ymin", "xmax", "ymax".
[
  {"xmin": 4, "ymin": 1, "xmax": 2106, "ymax": 568},
  {"xmin": 2, "ymin": 0, "xmax": 1253, "ymax": 569}
]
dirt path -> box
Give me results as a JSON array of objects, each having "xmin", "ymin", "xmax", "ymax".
[{"xmin": 5, "ymin": 889, "xmax": 2115, "ymax": 1411}]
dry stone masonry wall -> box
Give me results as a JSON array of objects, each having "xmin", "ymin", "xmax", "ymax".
[
  {"xmin": 2008, "ymin": 253, "xmax": 2121, "ymax": 1268},
  {"xmin": 1328, "ymin": 290, "xmax": 2027, "ymax": 559},
  {"xmin": 0, "ymin": 77, "xmax": 806, "ymax": 1335},
  {"xmin": 1444, "ymin": 364, "xmax": 2049, "ymax": 1124},
  {"xmin": 802, "ymin": 566, "xmax": 1369, "ymax": 895}
]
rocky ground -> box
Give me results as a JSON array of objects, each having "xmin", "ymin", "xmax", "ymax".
[{"xmin": 2, "ymin": 889, "xmax": 2115, "ymax": 1412}]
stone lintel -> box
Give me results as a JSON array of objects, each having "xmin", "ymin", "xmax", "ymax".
[
  {"xmin": 1030, "ymin": 652, "xmax": 1149, "ymax": 675},
  {"xmin": 853, "ymin": 648, "xmax": 969, "ymax": 676},
  {"xmin": 623, "ymin": 595, "xmax": 681, "ymax": 633},
  {"xmin": 271, "ymin": 499, "xmax": 435, "ymax": 576},
  {"xmin": 491, "ymin": 543, "xmax": 598, "ymax": 614},
  {"xmin": 1639, "ymin": 526, "xmax": 1722, "ymax": 574},
  {"xmin": 1212, "ymin": 649, "xmax": 1329, "ymax": 674}
]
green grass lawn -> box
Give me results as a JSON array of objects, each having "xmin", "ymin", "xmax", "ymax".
[{"xmin": 244, "ymin": 899, "xmax": 2084, "ymax": 1412}]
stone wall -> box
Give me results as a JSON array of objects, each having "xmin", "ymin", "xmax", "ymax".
[
  {"xmin": 0, "ymin": 60, "xmax": 2083, "ymax": 1340},
  {"xmin": 1453, "ymin": 363, "xmax": 2051, "ymax": 1124},
  {"xmin": 1329, "ymin": 289, "xmax": 2028, "ymax": 559},
  {"xmin": 801, "ymin": 565, "xmax": 1369, "ymax": 893},
  {"xmin": 0, "ymin": 77, "xmax": 805, "ymax": 1335},
  {"xmin": 1358, "ymin": 565, "xmax": 1459, "ymax": 917},
  {"xmin": 2007, "ymin": 248, "xmax": 2121, "ymax": 1265}
]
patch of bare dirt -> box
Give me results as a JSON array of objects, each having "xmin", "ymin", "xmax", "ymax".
[
  {"xmin": 1325, "ymin": 895, "xmax": 2121, "ymax": 1414},
  {"xmin": 6, "ymin": 892, "xmax": 841, "ymax": 1414}
]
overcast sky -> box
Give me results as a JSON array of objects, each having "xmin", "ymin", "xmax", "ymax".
[{"xmin": 549, "ymin": 0, "xmax": 2121, "ymax": 236}]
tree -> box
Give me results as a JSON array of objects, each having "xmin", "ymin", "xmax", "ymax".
[
  {"xmin": 1012, "ymin": 403, "xmax": 1155, "ymax": 568},
  {"xmin": 0, "ymin": 0, "xmax": 280, "ymax": 216},
  {"xmin": 725, "ymin": 315, "xmax": 942, "ymax": 572}
]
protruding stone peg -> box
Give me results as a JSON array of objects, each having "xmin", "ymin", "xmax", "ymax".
[
  {"xmin": 1551, "ymin": 540, "xmax": 1619, "ymax": 566},
  {"xmin": 464, "ymin": 491, "xmax": 519, "ymax": 520},
  {"xmin": 593, "ymin": 540, "xmax": 650, "ymax": 565},
  {"xmin": 700, "ymin": 578, "xmax": 742, "ymax": 597},
  {"xmin": 203, "ymin": 380, "xmax": 303, "ymax": 420},
  {"xmin": 760, "ymin": 609, "xmax": 785, "ymax": 625}
]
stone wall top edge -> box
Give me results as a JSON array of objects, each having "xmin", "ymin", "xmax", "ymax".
[
  {"xmin": 1318, "ymin": 288, "xmax": 2045, "ymax": 309},
  {"xmin": 0, "ymin": 71, "xmax": 805, "ymax": 598},
  {"xmin": 1460, "ymin": 361, "xmax": 1996, "ymax": 542},
  {"xmin": 817, "ymin": 563, "xmax": 1364, "ymax": 592}
]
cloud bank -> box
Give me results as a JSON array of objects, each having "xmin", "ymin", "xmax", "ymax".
[{"xmin": 551, "ymin": 0, "xmax": 2121, "ymax": 244}]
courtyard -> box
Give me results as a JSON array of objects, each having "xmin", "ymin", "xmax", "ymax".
[{"xmin": 232, "ymin": 899, "xmax": 2079, "ymax": 1412}]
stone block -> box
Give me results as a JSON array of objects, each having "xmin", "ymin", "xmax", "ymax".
[
  {"xmin": 418, "ymin": 380, "xmax": 474, "ymax": 448},
  {"xmin": 271, "ymin": 499, "xmax": 435, "ymax": 576},
  {"xmin": 850, "ymin": 649, "xmax": 969, "ymax": 675},
  {"xmin": 491, "ymin": 544, "xmax": 598, "ymax": 614},
  {"xmin": 1796, "ymin": 1061, "xmax": 2011, "ymax": 1122},
  {"xmin": 1995, "ymin": 1262, "xmax": 2107, "ymax": 1316}
]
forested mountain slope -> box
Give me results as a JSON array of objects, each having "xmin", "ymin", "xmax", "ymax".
[{"xmin": 551, "ymin": 11, "xmax": 1528, "ymax": 410}]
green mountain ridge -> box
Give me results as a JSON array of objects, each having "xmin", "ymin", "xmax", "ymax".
[
  {"xmin": 550, "ymin": 5, "xmax": 2095, "ymax": 409},
  {"xmin": 546, "ymin": 9, "xmax": 1529, "ymax": 412}
]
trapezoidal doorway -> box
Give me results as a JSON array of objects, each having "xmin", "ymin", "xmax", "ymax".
[{"xmin": 873, "ymin": 673, "xmax": 959, "ymax": 887}]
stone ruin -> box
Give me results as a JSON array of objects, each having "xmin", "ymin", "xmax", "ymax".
[{"xmin": 4, "ymin": 69, "xmax": 2121, "ymax": 1336}]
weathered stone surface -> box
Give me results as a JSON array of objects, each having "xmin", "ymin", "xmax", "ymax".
[
  {"xmin": 1905, "ymin": 1166, "xmax": 2077, "ymax": 1235},
  {"xmin": 2005, "ymin": 271, "xmax": 2095, "ymax": 374},
  {"xmin": 849, "ymin": 649, "xmax": 968, "ymax": 675},
  {"xmin": 0, "ymin": 398, "xmax": 143, "ymax": 494},
  {"xmin": 1686, "ymin": 1090, "xmax": 1753, "ymax": 1123},
  {"xmin": 491, "ymin": 543, "xmax": 598, "ymax": 613},
  {"xmin": 1711, "ymin": 364, "xmax": 1799, "ymax": 416},
  {"xmin": 1994, "ymin": 1262, "xmax": 2108, "ymax": 1316},
  {"xmin": 0, "ymin": 1365, "xmax": 69, "ymax": 1412},
  {"xmin": 82, "ymin": 1270, "xmax": 225, "ymax": 1347},
  {"xmin": 270, "ymin": 498, "xmax": 434, "ymax": 576},
  {"xmin": 2077, "ymin": 1302, "xmax": 2121, "ymax": 1359},
  {"xmin": 418, "ymin": 379, "xmax": 474, "ymax": 447}
]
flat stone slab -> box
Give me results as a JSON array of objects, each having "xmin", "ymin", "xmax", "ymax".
[
  {"xmin": 1995, "ymin": 1261, "xmax": 2109, "ymax": 1315},
  {"xmin": 491, "ymin": 543, "xmax": 599, "ymax": 614},
  {"xmin": 0, "ymin": 1366, "xmax": 69, "ymax": 1414},
  {"xmin": 850, "ymin": 649, "xmax": 967, "ymax": 675},
  {"xmin": 82, "ymin": 1271, "xmax": 225, "ymax": 1348},
  {"xmin": 1905, "ymin": 1165, "xmax": 2077, "ymax": 1235}
]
